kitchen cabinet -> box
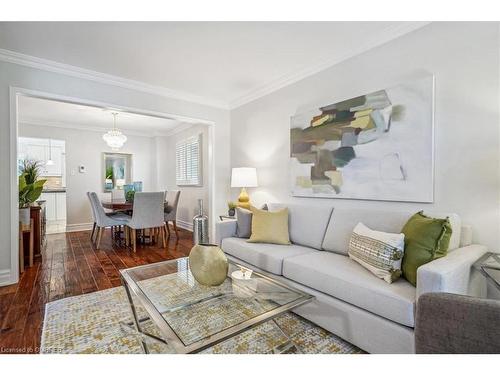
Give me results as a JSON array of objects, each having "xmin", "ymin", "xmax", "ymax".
[
  {"xmin": 18, "ymin": 137, "xmax": 65, "ymax": 176},
  {"xmin": 41, "ymin": 193, "xmax": 56, "ymax": 221},
  {"xmin": 55, "ymin": 192, "xmax": 67, "ymax": 221},
  {"xmin": 39, "ymin": 192, "xmax": 66, "ymax": 222}
]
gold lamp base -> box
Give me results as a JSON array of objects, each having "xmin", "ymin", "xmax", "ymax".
[{"xmin": 237, "ymin": 187, "xmax": 251, "ymax": 209}]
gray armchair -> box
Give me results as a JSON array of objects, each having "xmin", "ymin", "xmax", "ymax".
[
  {"xmin": 164, "ymin": 190, "xmax": 181, "ymax": 238},
  {"xmin": 415, "ymin": 292, "xmax": 500, "ymax": 353}
]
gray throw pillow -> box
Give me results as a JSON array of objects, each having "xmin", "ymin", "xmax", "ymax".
[{"xmin": 236, "ymin": 207, "xmax": 252, "ymax": 238}]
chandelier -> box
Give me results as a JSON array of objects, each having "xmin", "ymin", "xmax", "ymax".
[{"xmin": 103, "ymin": 112, "xmax": 127, "ymax": 151}]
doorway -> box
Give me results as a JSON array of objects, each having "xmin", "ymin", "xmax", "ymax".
[{"xmin": 10, "ymin": 87, "xmax": 216, "ymax": 285}]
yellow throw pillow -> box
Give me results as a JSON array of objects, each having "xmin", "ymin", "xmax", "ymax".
[{"xmin": 247, "ymin": 206, "xmax": 291, "ymax": 245}]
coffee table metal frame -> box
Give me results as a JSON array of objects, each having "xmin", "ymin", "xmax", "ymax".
[{"xmin": 119, "ymin": 258, "xmax": 314, "ymax": 354}]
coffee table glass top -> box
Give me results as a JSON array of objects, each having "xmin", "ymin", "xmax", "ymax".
[{"xmin": 120, "ymin": 257, "xmax": 313, "ymax": 353}]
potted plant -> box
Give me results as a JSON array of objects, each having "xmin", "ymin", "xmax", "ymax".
[
  {"xmin": 18, "ymin": 160, "xmax": 46, "ymax": 226},
  {"xmin": 125, "ymin": 189, "xmax": 135, "ymax": 203},
  {"xmin": 228, "ymin": 201, "xmax": 237, "ymax": 217}
]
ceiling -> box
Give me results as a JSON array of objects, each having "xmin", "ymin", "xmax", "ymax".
[
  {"xmin": 0, "ymin": 22, "xmax": 428, "ymax": 108},
  {"xmin": 18, "ymin": 95, "xmax": 190, "ymax": 137}
]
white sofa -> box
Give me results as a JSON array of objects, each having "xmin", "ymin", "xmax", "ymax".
[{"xmin": 215, "ymin": 203, "xmax": 488, "ymax": 354}]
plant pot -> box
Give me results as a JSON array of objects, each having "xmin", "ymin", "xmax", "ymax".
[
  {"xmin": 19, "ymin": 207, "xmax": 30, "ymax": 226},
  {"xmin": 228, "ymin": 208, "xmax": 235, "ymax": 217}
]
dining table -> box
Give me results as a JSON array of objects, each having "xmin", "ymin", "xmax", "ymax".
[
  {"xmin": 101, "ymin": 199, "xmax": 169, "ymax": 212},
  {"xmin": 101, "ymin": 199, "xmax": 133, "ymax": 211}
]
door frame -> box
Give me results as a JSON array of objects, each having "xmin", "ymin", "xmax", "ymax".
[{"xmin": 9, "ymin": 86, "xmax": 216, "ymax": 285}]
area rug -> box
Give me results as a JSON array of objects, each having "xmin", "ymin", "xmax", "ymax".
[{"xmin": 41, "ymin": 285, "xmax": 364, "ymax": 354}]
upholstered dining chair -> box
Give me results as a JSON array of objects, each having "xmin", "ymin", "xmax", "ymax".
[
  {"xmin": 126, "ymin": 192, "xmax": 167, "ymax": 252},
  {"xmin": 164, "ymin": 190, "xmax": 181, "ymax": 238},
  {"xmin": 89, "ymin": 192, "xmax": 130, "ymax": 249},
  {"xmin": 87, "ymin": 192, "xmax": 98, "ymax": 241}
]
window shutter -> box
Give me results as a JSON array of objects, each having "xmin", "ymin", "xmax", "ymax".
[{"xmin": 176, "ymin": 134, "xmax": 202, "ymax": 186}]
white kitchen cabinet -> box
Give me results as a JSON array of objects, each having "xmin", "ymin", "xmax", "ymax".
[
  {"xmin": 19, "ymin": 137, "xmax": 65, "ymax": 176},
  {"xmin": 55, "ymin": 192, "xmax": 67, "ymax": 221},
  {"xmin": 40, "ymin": 193, "xmax": 57, "ymax": 221},
  {"xmin": 39, "ymin": 192, "xmax": 66, "ymax": 222},
  {"xmin": 44, "ymin": 144, "xmax": 64, "ymax": 176}
]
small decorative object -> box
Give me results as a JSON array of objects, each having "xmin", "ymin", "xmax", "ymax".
[
  {"xmin": 123, "ymin": 184, "xmax": 134, "ymax": 202},
  {"xmin": 231, "ymin": 267, "xmax": 253, "ymax": 280},
  {"xmin": 125, "ymin": 190, "xmax": 135, "ymax": 202},
  {"xmin": 18, "ymin": 160, "xmax": 46, "ymax": 226},
  {"xmin": 103, "ymin": 112, "xmax": 127, "ymax": 151},
  {"xmin": 227, "ymin": 201, "xmax": 237, "ymax": 217},
  {"xmin": 193, "ymin": 199, "xmax": 209, "ymax": 245},
  {"xmin": 290, "ymin": 75, "xmax": 434, "ymax": 203},
  {"xmin": 133, "ymin": 181, "xmax": 143, "ymax": 192},
  {"xmin": 231, "ymin": 167, "xmax": 258, "ymax": 209},
  {"xmin": 231, "ymin": 267, "xmax": 256, "ymax": 298},
  {"xmin": 189, "ymin": 244, "xmax": 228, "ymax": 286}
]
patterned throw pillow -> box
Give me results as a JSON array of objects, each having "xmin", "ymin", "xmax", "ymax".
[{"xmin": 348, "ymin": 223, "xmax": 405, "ymax": 284}]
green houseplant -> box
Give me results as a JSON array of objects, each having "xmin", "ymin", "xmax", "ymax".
[
  {"xmin": 228, "ymin": 201, "xmax": 237, "ymax": 217},
  {"xmin": 18, "ymin": 160, "xmax": 46, "ymax": 225}
]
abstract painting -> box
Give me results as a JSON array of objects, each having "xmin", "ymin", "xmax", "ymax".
[{"xmin": 290, "ymin": 76, "xmax": 434, "ymax": 202}]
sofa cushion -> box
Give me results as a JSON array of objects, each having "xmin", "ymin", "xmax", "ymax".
[
  {"xmin": 235, "ymin": 207, "xmax": 252, "ymax": 238},
  {"xmin": 221, "ymin": 237, "xmax": 315, "ymax": 275},
  {"xmin": 267, "ymin": 203, "xmax": 333, "ymax": 250},
  {"xmin": 283, "ymin": 251, "xmax": 416, "ymax": 327},
  {"xmin": 322, "ymin": 209, "xmax": 462, "ymax": 255},
  {"xmin": 248, "ymin": 206, "xmax": 291, "ymax": 245}
]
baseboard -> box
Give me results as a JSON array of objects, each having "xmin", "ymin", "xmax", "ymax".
[
  {"xmin": 66, "ymin": 222, "xmax": 94, "ymax": 232},
  {"xmin": 0, "ymin": 269, "xmax": 14, "ymax": 286},
  {"xmin": 175, "ymin": 219, "xmax": 193, "ymax": 232}
]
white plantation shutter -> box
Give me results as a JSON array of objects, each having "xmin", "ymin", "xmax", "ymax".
[{"xmin": 176, "ymin": 134, "xmax": 202, "ymax": 186}]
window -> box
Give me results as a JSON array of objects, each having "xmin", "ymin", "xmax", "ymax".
[{"xmin": 176, "ymin": 134, "xmax": 202, "ymax": 186}]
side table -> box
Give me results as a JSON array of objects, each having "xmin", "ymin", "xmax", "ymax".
[{"xmin": 473, "ymin": 252, "xmax": 500, "ymax": 293}]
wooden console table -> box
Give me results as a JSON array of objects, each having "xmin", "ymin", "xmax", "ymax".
[{"xmin": 19, "ymin": 219, "xmax": 34, "ymax": 273}]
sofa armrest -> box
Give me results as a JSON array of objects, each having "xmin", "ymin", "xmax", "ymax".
[
  {"xmin": 215, "ymin": 220, "xmax": 237, "ymax": 246},
  {"xmin": 416, "ymin": 244, "xmax": 488, "ymax": 299}
]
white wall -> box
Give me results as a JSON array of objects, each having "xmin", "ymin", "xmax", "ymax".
[
  {"xmin": 0, "ymin": 61, "xmax": 230, "ymax": 285},
  {"xmin": 230, "ymin": 22, "xmax": 500, "ymax": 250},
  {"xmin": 155, "ymin": 124, "xmax": 210, "ymax": 230},
  {"xmin": 19, "ymin": 123, "xmax": 156, "ymax": 228}
]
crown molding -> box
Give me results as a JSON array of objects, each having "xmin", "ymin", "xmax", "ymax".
[
  {"xmin": 228, "ymin": 22, "xmax": 431, "ymax": 109},
  {"xmin": 158, "ymin": 122, "xmax": 197, "ymax": 137},
  {"xmin": 0, "ymin": 48, "xmax": 229, "ymax": 110},
  {"xmin": 1, "ymin": 22, "xmax": 430, "ymax": 112},
  {"xmin": 18, "ymin": 117, "xmax": 181, "ymax": 138}
]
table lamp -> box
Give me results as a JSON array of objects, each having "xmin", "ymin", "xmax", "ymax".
[{"xmin": 231, "ymin": 167, "xmax": 258, "ymax": 209}]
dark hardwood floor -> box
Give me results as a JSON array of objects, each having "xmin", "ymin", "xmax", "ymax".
[{"xmin": 0, "ymin": 226, "xmax": 193, "ymax": 354}]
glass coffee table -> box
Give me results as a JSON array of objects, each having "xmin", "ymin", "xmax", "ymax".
[{"xmin": 119, "ymin": 257, "xmax": 313, "ymax": 353}]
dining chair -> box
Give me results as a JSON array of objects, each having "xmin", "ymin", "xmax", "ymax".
[
  {"xmin": 164, "ymin": 190, "xmax": 181, "ymax": 238},
  {"xmin": 90, "ymin": 192, "xmax": 131, "ymax": 249},
  {"xmin": 126, "ymin": 192, "xmax": 167, "ymax": 252},
  {"xmin": 86, "ymin": 192, "xmax": 98, "ymax": 241}
]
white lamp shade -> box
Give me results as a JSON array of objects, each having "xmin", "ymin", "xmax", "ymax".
[{"xmin": 231, "ymin": 167, "xmax": 258, "ymax": 188}]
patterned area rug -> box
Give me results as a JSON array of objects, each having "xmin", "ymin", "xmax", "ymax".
[{"xmin": 41, "ymin": 286, "xmax": 364, "ymax": 354}]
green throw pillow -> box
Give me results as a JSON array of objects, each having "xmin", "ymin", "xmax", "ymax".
[{"xmin": 401, "ymin": 211, "xmax": 452, "ymax": 286}]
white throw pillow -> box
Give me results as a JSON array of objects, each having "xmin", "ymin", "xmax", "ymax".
[{"xmin": 348, "ymin": 222, "xmax": 405, "ymax": 284}]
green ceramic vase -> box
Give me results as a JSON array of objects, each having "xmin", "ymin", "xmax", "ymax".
[{"xmin": 189, "ymin": 244, "xmax": 228, "ymax": 286}]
